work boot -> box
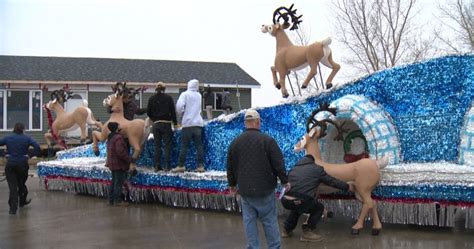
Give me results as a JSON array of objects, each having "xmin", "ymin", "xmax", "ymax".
[
  {"xmin": 9, "ymin": 209, "xmax": 16, "ymax": 215},
  {"xmin": 281, "ymin": 229, "xmax": 293, "ymax": 238},
  {"xmin": 171, "ymin": 166, "xmax": 185, "ymax": 173},
  {"xmin": 300, "ymin": 230, "xmax": 323, "ymax": 242},
  {"xmin": 19, "ymin": 199, "xmax": 32, "ymax": 207},
  {"xmin": 154, "ymin": 166, "xmax": 162, "ymax": 172},
  {"xmin": 195, "ymin": 165, "xmax": 205, "ymax": 173}
]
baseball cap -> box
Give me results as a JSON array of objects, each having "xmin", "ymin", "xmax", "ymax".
[
  {"xmin": 244, "ymin": 109, "xmax": 260, "ymax": 120},
  {"xmin": 156, "ymin": 81, "xmax": 166, "ymax": 89}
]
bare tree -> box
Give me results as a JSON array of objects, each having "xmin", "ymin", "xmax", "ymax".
[
  {"xmin": 332, "ymin": 0, "xmax": 434, "ymax": 75},
  {"xmin": 436, "ymin": 0, "xmax": 474, "ymax": 53}
]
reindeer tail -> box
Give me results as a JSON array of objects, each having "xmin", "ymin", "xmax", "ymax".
[
  {"xmin": 321, "ymin": 37, "xmax": 332, "ymax": 46},
  {"xmin": 86, "ymin": 108, "xmax": 102, "ymax": 128},
  {"xmin": 376, "ymin": 156, "xmax": 389, "ymax": 169},
  {"xmin": 141, "ymin": 117, "xmax": 152, "ymax": 145}
]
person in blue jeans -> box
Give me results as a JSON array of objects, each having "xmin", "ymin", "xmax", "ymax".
[
  {"xmin": 0, "ymin": 123, "xmax": 40, "ymax": 215},
  {"xmin": 227, "ymin": 109, "xmax": 290, "ymax": 249},
  {"xmin": 173, "ymin": 79, "xmax": 205, "ymax": 173}
]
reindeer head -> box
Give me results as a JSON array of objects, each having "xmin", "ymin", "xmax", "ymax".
[
  {"xmin": 261, "ymin": 4, "xmax": 302, "ymax": 36},
  {"xmin": 294, "ymin": 103, "xmax": 345, "ymax": 152},
  {"xmin": 46, "ymin": 89, "xmax": 66, "ymax": 109},
  {"xmin": 104, "ymin": 82, "xmax": 127, "ymax": 107}
]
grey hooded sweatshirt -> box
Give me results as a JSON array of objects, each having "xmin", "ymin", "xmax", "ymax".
[{"xmin": 176, "ymin": 79, "xmax": 204, "ymax": 127}]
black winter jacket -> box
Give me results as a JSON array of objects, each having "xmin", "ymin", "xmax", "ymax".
[
  {"xmin": 227, "ymin": 128, "xmax": 288, "ymax": 197},
  {"xmin": 288, "ymin": 155, "xmax": 349, "ymax": 198},
  {"xmin": 146, "ymin": 93, "xmax": 177, "ymax": 125}
]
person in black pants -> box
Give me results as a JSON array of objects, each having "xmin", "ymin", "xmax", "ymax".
[
  {"xmin": 106, "ymin": 122, "xmax": 132, "ymax": 206},
  {"xmin": 281, "ymin": 154, "xmax": 354, "ymax": 242},
  {"xmin": 146, "ymin": 82, "xmax": 178, "ymax": 172},
  {"xmin": 0, "ymin": 123, "xmax": 40, "ymax": 215}
]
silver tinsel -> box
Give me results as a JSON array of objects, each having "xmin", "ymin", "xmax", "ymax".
[{"xmin": 40, "ymin": 176, "xmax": 474, "ymax": 229}]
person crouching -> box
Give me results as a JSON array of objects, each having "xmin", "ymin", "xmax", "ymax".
[
  {"xmin": 280, "ymin": 154, "xmax": 354, "ymax": 242},
  {"xmin": 106, "ymin": 122, "xmax": 132, "ymax": 206}
]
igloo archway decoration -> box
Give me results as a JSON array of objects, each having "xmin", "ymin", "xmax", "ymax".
[
  {"xmin": 321, "ymin": 95, "xmax": 401, "ymax": 164},
  {"xmin": 459, "ymin": 102, "xmax": 474, "ymax": 166}
]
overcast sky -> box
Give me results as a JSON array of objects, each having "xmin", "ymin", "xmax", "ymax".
[{"xmin": 0, "ymin": 0, "xmax": 443, "ymax": 108}]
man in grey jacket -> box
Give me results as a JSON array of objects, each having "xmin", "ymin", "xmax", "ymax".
[
  {"xmin": 173, "ymin": 79, "xmax": 205, "ymax": 173},
  {"xmin": 281, "ymin": 154, "xmax": 354, "ymax": 242}
]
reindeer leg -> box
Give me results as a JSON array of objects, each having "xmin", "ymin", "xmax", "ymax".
[
  {"xmin": 127, "ymin": 137, "xmax": 142, "ymax": 177},
  {"xmin": 45, "ymin": 133, "xmax": 52, "ymax": 147},
  {"xmin": 92, "ymin": 129, "xmax": 107, "ymax": 156},
  {"xmin": 278, "ymin": 71, "xmax": 289, "ymax": 98},
  {"xmin": 351, "ymin": 190, "xmax": 374, "ymax": 235},
  {"xmin": 79, "ymin": 124, "xmax": 87, "ymax": 145},
  {"xmin": 370, "ymin": 201, "xmax": 382, "ymax": 235},
  {"xmin": 325, "ymin": 53, "xmax": 340, "ymax": 89},
  {"xmin": 45, "ymin": 133, "xmax": 54, "ymax": 158},
  {"xmin": 271, "ymin": 66, "xmax": 280, "ymax": 89},
  {"xmin": 301, "ymin": 63, "xmax": 318, "ymax": 89}
]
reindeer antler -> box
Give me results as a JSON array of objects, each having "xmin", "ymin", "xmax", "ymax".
[
  {"xmin": 62, "ymin": 86, "xmax": 74, "ymax": 101},
  {"xmin": 122, "ymin": 87, "xmax": 140, "ymax": 100},
  {"xmin": 273, "ymin": 4, "xmax": 303, "ymax": 30},
  {"xmin": 306, "ymin": 102, "xmax": 338, "ymax": 138},
  {"xmin": 112, "ymin": 82, "xmax": 128, "ymax": 95},
  {"xmin": 50, "ymin": 90, "xmax": 60, "ymax": 101}
]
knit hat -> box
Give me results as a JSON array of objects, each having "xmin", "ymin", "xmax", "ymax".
[{"xmin": 107, "ymin": 122, "xmax": 119, "ymax": 132}]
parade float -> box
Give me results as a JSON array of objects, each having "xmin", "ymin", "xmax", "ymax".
[
  {"xmin": 37, "ymin": 54, "xmax": 474, "ymax": 229},
  {"xmin": 36, "ymin": 4, "xmax": 473, "ymax": 229}
]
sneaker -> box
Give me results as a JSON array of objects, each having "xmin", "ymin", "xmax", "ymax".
[
  {"xmin": 19, "ymin": 199, "xmax": 32, "ymax": 207},
  {"xmin": 195, "ymin": 165, "xmax": 205, "ymax": 173},
  {"xmin": 300, "ymin": 230, "xmax": 323, "ymax": 242},
  {"xmin": 171, "ymin": 166, "xmax": 186, "ymax": 173},
  {"xmin": 281, "ymin": 229, "xmax": 293, "ymax": 238}
]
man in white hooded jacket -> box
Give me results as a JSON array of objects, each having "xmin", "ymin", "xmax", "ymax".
[{"xmin": 173, "ymin": 79, "xmax": 205, "ymax": 173}]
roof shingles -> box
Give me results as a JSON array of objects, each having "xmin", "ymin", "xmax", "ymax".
[{"xmin": 0, "ymin": 56, "xmax": 260, "ymax": 86}]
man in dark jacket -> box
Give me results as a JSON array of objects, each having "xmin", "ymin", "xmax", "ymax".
[
  {"xmin": 281, "ymin": 154, "xmax": 354, "ymax": 242},
  {"xmin": 146, "ymin": 82, "xmax": 178, "ymax": 172},
  {"xmin": 0, "ymin": 123, "xmax": 40, "ymax": 215},
  {"xmin": 227, "ymin": 109, "xmax": 290, "ymax": 249},
  {"xmin": 106, "ymin": 122, "xmax": 132, "ymax": 206},
  {"xmin": 122, "ymin": 88, "xmax": 147, "ymax": 121}
]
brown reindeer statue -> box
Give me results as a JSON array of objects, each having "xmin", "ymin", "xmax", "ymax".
[
  {"xmin": 44, "ymin": 87, "xmax": 101, "ymax": 149},
  {"xmin": 294, "ymin": 104, "xmax": 388, "ymax": 235},
  {"xmin": 91, "ymin": 82, "xmax": 150, "ymax": 173},
  {"xmin": 261, "ymin": 4, "xmax": 341, "ymax": 98}
]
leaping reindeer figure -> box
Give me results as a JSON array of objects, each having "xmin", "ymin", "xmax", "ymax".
[
  {"xmin": 294, "ymin": 103, "xmax": 388, "ymax": 235},
  {"xmin": 44, "ymin": 87, "xmax": 101, "ymax": 149},
  {"xmin": 261, "ymin": 4, "xmax": 341, "ymax": 98},
  {"xmin": 91, "ymin": 82, "xmax": 150, "ymax": 172}
]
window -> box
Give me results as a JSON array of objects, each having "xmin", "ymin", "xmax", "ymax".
[
  {"xmin": 202, "ymin": 89, "xmax": 226, "ymax": 111},
  {"xmin": 0, "ymin": 90, "xmax": 42, "ymax": 131}
]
